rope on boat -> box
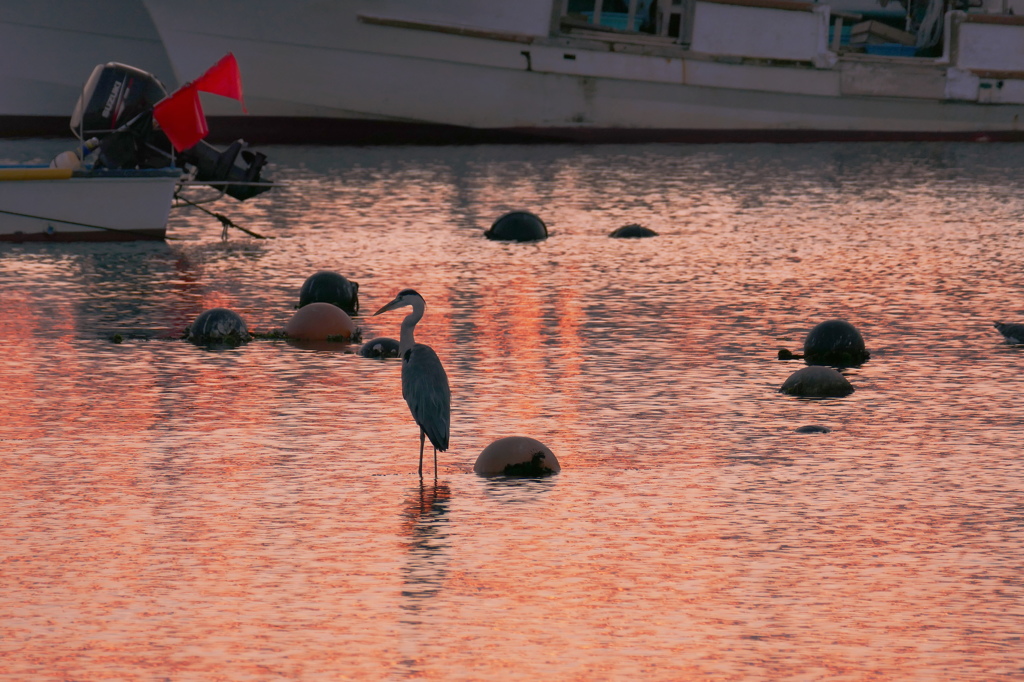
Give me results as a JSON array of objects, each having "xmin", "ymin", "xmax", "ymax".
[
  {"xmin": 0, "ymin": 207, "xmax": 177, "ymax": 240},
  {"xmin": 174, "ymin": 193, "xmax": 271, "ymax": 240}
]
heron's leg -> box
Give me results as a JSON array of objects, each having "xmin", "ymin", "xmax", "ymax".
[
  {"xmin": 433, "ymin": 447, "xmax": 437, "ymax": 480},
  {"xmin": 418, "ymin": 429, "xmax": 425, "ymax": 479}
]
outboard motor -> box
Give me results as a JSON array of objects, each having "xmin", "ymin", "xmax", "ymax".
[
  {"xmin": 69, "ymin": 62, "xmax": 270, "ymax": 201},
  {"xmin": 180, "ymin": 139, "xmax": 269, "ymax": 201}
]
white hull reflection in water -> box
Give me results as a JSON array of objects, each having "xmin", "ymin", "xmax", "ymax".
[{"xmin": 1, "ymin": 139, "xmax": 1023, "ymax": 679}]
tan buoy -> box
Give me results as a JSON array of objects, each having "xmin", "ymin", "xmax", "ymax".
[
  {"xmin": 474, "ymin": 436, "xmax": 560, "ymax": 476},
  {"xmin": 779, "ymin": 365, "xmax": 854, "ymax": 397},
  {"xmin": 284, "ymin": 301, "xmax": 355, "ymax": 341}
]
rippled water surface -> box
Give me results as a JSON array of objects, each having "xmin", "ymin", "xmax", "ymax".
[{"xmin": 2, "ymin": 140, "xmax": 1023, "ymax": 680}]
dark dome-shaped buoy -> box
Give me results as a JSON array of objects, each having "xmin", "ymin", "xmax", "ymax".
[
  {"xmin": 474, "ymin": 436, "xmax": 560, "ymax": 477},
  {"xmin": 779, "ymin": 366, "xmax": 854, "ymax": 398},
  {"xmin": 359, "ymin": 336, "xmax": 400, "ymax": 358},
  {"xmin": 795, "ymin": 424, "xmax": 832, "ymax": 433},
  {"xmin": 284, "ymin": 302, "xmax": 356, "ymax": 341},
  {"xmin": 298, "ymin": 270, "xmax": 359, "ymax": 315},
  {"xmin": 484, "ymin": 211, "xmax": 548, "ymax": 242},
  {"xmin": 803, "ymin": 319, "xmax": 869, "ymax": 366},
  {"xmin": 187, "ymin": 307, "xmax": 250, "ymax": 345},
  {"xmin": 609, "ymin": 223, "xmax": 658, "ymax": 238}
]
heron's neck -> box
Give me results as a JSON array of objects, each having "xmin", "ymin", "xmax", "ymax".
[{"xmin": 399, "ymin": 299, "xmax": 425, "ymax": 356}]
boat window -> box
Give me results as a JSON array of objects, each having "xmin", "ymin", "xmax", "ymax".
[{"xmin": 562, "ymin": 0, "xmax": 659, "ymax": 34}]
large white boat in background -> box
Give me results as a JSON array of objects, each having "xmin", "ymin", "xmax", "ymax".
[
  {"xmin": 0, "ymin": 2, "xmax": 177, "ymax": 134},
  {"xmin": 3, "ymin": 0, "xmax": 1024, "ymax": 142}
]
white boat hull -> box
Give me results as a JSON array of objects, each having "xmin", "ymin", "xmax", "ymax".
[
  {"xmin": 134, "ymin": 0, "xmax": 1024, "ymax": 142},
  {"xmin": 0, "ymin": 168, "xmax": 181, "ymax": 242},
  {"xmin": 4, "ymin": 0, "xmax": 1024, "ymax": 142}
]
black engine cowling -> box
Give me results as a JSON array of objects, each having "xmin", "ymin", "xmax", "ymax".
[{"xmin": 69, "ymin": 62, "xmax": 270, "ymax": 201}]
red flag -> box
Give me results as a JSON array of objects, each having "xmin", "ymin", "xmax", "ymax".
[
  {"xmin": 152, "ymin": 83, "xmax": 208, "ymax": 152},
  {"xmin": 194, "ymin": 53, "xmax": 247, "ymax": 112},
  {"xmin": 152, "ymin": 53, "xmax": 247, "ymax": 151}
]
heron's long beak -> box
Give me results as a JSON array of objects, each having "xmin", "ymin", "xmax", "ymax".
[{"xmin": 373, "ymin": 297, "xmax": 403, "ymax": 316}]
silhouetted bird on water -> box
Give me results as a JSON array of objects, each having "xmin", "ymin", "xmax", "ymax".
[
  {"xmin": 994, "ymin": 321, "xmax": 1024, "ymax": 344},
  {"xmin": 374, "ymin": 289, "xmax": 450, "ymax": 478}
]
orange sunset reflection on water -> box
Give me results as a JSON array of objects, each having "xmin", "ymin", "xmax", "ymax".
[{"xmin": 1, "ymin": 140, "xmax": 1023, "ymax": 679}]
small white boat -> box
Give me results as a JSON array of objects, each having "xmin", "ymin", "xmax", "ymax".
[
  {"xmin": 0, "ymin": 166, "xmax": 181, "ymax": 242},
  {"xmin": 0, "ymin": 57, "xmax": 271, "ymax": 243}
]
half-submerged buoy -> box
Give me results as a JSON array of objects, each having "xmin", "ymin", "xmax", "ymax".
[
  {"xmin": 187, "ymin": 307, "xmax": 250, "ymax": 345},
  {"xmin": 284, "ymin": 301, "xmax": 356, "ymax": 341},
  {"xmin": 994, "ymin": 321, "xmax": 1024, "ymax": 344},
  {"xmin": 298, "ymin": 270, "xmax": 360, "ymax": 315},
  {"xmin": 803, "ymin": 319, "xmax": 869, "ymax": 366},
  {"xmin": 474, "ymin": 436, "xmax": 560, "ymax": 477},
  {"xmin": 779, "ymin": 366, "xmax": 854, "ymax": 398},
  {"xmin": 794, "ymin": 424, "xmax": 832, "ymax": 433},
  {"xmin": 484, "ymin": 211, "xmax": 548, "ymax": 242},
  {"xmin": 609, "ymin": 223, "xmax": 658, "ymax": 238},
  {"xmin": 358, "ymin": 336, "xmax": 400, "ymax": 358}
]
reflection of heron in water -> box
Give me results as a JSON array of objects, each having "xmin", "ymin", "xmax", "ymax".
[
  {"xmin": 401, "ymin": 483, "xmax": 452, "ymax": 558},
  {"xmin": 374, "ymin": 289, "xmax": 451, "ymax": 478},
  {"xmin": 395, "ymin": 482, "xmax": 451, "ymax": 675}
]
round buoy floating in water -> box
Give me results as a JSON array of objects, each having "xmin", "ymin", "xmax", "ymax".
[
  {"xmin": 474, "ymin": 436, "xmax": 560, "ymax": 477},
  {"xmin": 795, "ymin": 424, "xmax": 832, "ymax": 434},
  {"xmin": 359, "ymin": 336, "xmax": 400, "ymax": 358},
  {"xmin": 803, "ymin": 319, "xmax": 869, "ymax": 366},
  {"xmin": 298, "ymin": 270, "xmax": 360, "ymax": 315},
  {"xmin": 609, "ymin": 223, "xmax": 658, "ymax": 238},
  {"xmin": 187, "ymin": 307, "xmax": 250, "ymax": 345},
  {"xmin": 284, "ymin": 301, "xmax": 356, "ymax": 341},
  {"xmin": 779, "ymin": 365, "xmax": 854, "ymax": 398},
  {"xmin": 484, "ymin": 211, "xmax": 548, "ymax": 242}
]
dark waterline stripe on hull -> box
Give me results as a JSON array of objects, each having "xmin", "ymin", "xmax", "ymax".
[
  {"xmin": 205, "ymin": 117, "xmax": 1024, "ymax": 145},
  {"xmin": 0, "ymin": 229, "xmax": 166, "ymax": 243},
  {"xmin": 4, "ymin": 114, "xmax": 1023, "ymax": 145}
]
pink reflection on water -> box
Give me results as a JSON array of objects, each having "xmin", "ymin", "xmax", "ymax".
[{"xmin": 1, "ymin": 142, "xmax": 1023, "ymax": 678}]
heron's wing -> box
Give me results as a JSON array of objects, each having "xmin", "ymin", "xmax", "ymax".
[{"xmin": 402, "ymin": 344, "xmax": 451, "ymax": 451}]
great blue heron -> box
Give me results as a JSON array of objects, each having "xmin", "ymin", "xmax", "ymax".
[{"xmin": 374, "ymin": 289, "xmax": 451, "ymax": 478}]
